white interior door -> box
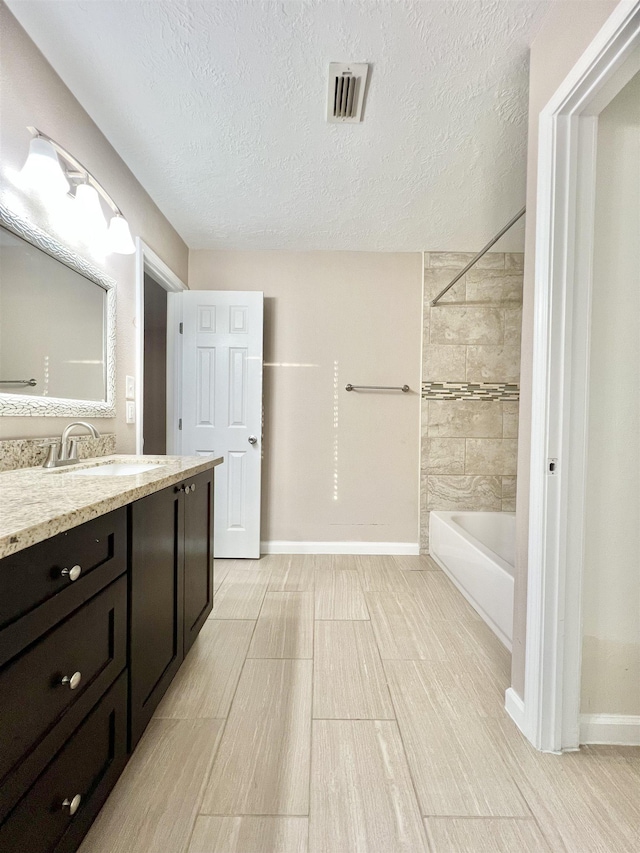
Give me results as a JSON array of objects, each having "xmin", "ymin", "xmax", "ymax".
[{"xmin": 180, "ymin": 291, "xmax": 263, "ymax": 558}]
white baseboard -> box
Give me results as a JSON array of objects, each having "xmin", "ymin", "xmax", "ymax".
[
  {"xmin": 505, "ymin": 687, "xmax": 526, "ymax": 733},
  {"xmin": 579, "ymin": 714, "xmax": 640, "ymax": 746},
  {"xmin": 261, "ymin": 541, "xmax": 420, "ymax": 556}
]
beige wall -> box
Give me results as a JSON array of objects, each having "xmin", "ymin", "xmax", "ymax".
[
  {"xmin": 581, "ymin": 72, "xmax": 640, "ymax": 716},
  {"xmin": 513, "ymin": 0, "xmax": 619, "ymax": 697},
  {"xmin": 421, "ymin": 252, "xmax": 523, "ymax": 552},
  {"xmin": 0, "ymin": 3, "xmax": 188, "ymax": 448},
  {"xmin": 189, "ymin": 250, "xmax": 422, "ymax": 545}
]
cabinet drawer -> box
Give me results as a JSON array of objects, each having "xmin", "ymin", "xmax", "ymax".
[
  {"xmin": 0, "ymin": 508, "xmax": 126, "ymax": 665},
  {"xmin": 0, "ymin": 575, "xmax": 127, "ymax": 819},
  {"xmin": 0, "ymin": 670, "xmax": 128, "ymax": 853}
]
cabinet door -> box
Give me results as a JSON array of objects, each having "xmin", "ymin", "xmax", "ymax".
[
  {"xmin": 130, "ymin": 486, "xmax": 184, "ymax": 748},
  {"xmin": 183, "ymin": 469, "xmax": 214, "ymax": 655}
]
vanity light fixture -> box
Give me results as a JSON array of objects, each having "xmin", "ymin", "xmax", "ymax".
[
  {"xmin": 20, "ymin": 136, "xmax": 70, "ymax": 198},
  {"xmin": 75, "ymin": 182, "xmax": 108, "ymax": 236},
  {"xmin": 21, "ymin": 128, "xmax": 136, "ymax": 255},
  {"xmin": 107, "ymin": 214, "xmax": 136, "ymax": 254}
]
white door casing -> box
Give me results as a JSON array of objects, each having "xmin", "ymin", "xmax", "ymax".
[
  {"xmin": 180, "ymin": 291, "xmax": 264, "ymax": 558},
  {"xmin": 510, "ymin": 2, "xmax": 640, "ymax": 753}
]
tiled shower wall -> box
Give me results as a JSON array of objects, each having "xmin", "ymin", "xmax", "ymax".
[{"xmin": 420, "ymin": 252, "xmax": 523, "ymax": 553}]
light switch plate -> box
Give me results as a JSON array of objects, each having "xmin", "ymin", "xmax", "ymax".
[
  {"xmin": 125, "ymin": 375, "xmax": 135, "ymax": 400},
  {"xmin": 126, "ymin": 401, "xmax": 136, "ymax": 424}
]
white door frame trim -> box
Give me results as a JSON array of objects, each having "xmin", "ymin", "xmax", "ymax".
[
  {"xmin": 135, "ymin": 239, "xmax": 187, "ymax": 455},
  {"xmin": 519, "ymin": 0, "xmax": 640, "ymax": 752}
]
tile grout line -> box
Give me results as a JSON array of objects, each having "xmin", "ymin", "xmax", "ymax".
[
  {"xmin": 365, "ymin": 560, "xmax": 431, "ymax": 849},
  {"xmin": 179, "ymin": 716, "xmax": 231, "ymax": 853},
  {"xmin": 194, "ymin": 586, "xmax": 266, "ymax": 824}
]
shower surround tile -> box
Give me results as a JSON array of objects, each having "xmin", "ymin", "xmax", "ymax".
[
  {"xmin": 421, "ymin": 252, "xmax": 523, "ymax": 553},
  {"xmin": 465, "ymin": 269, "xmax": 523, "ymax": 303},
  {"xmin": 425, "ymin": 439, "xmax": 466, "ymax": 474},
  {"xmin": 502, "ymin": 476, "xmax": 517, "ymax": 512},
  {"xmin": 423, "ymin": 268, "xmax": 466, "ymax": 304},
  {"xmin": 465, "ymin": 439, "xmax": 518, "ymax": 476},
  {"xmin": 502, "ymin": 402, "xmax": 520, "ymax": 438},
  {"xmin": 505, "ymin": 252, "xmax": 525, "ymax": 270},
  {"xmin": 504, "ymin": 306, "xmax": 524, "ymax": 345},
  {"xmin": 428, "ymin": 400, "xmax": 503, "ymax": 438},
  {"xmin": 430, "ymin": 306, "xmax": 504, "ymax": 345},
  {"xmin": 465, "ymin": 345, "xmax": 521, "ymax": 383},
  {"xmin": 428, "ymin": 252, "xmax": 505, "ymax": 270},
  {"xmin": 423, "ymin": 345, "xmax": 467, "ymax": 382},
  {"xmin": 426, "ymin": 476, "xmax": 503, "ymax": 512}
]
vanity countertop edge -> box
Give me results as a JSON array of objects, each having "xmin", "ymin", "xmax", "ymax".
[{"xmin": 0, "ymin": 454, "xmax": 224, "ymax": 558}]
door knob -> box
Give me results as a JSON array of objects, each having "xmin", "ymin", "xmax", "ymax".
[{"xmin": 248, "ymin": 435, "xmax": 258, "ymax": 445}]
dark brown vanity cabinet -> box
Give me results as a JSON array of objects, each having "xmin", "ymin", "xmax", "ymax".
[
  {"xmin": 130, "ymin": 467, "xmax": 215, "ymax": 747},
  {"xmin": 0, "ymin": 508, "xmax": 129, "ymax": 853},
  {"xmin": 0, "ymin": 463, "xmax": 216, "ymax": 853}
]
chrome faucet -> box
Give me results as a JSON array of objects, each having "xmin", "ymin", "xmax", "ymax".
[{"xmin": 41, "ymin": 421, "xmax": 100, "ymax": 468}]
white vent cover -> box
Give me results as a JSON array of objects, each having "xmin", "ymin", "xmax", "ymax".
[{"xmin": 327, "ymin": 63, "xmax": 369, "ymax": 123}]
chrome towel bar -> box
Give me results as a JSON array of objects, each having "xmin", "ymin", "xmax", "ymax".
[
  {"xmin": 346, "ymin": 384, "xmax": 410, "ymax": 393},
  {"xmin": 0, "ymin": 378, "xmax": 37, "ymax": 386}
]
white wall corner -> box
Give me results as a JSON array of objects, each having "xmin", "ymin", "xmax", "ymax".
[
  {"xmin": 261, "ymin": 541, "xmax": 420, "ymax": 556},
  {"xmin": 579, "ymin": 714, "xmax": 640, "ymax": 746}
]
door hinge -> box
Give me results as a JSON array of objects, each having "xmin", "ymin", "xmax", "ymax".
[
  {"xmin": 178, "ymin": 418, "xmax": 182, "ymax": 430},
  {"xmin": 179, "ymin": 322, "xmax": 183, "ymax": 334}
]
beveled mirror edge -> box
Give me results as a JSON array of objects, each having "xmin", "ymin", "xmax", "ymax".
[{"xmin": 0, "ymin": 202, "xmax": 116, "ymax": 418}]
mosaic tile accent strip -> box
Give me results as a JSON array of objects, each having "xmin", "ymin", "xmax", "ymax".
[
  {"xmin": 0, "ymin": 433, "xmax": 117, "ymax": 472},
  {"xmin": 422, "ymin": 382, "xmax": 519, "ymax": 401}
]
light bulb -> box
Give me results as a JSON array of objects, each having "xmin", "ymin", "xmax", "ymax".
[
  {"xmin": 75, "ymin": 183, "xmax": 107, "ymax": 238},
  {"xmin": 20, "ymin": 137, "xmax": 70, "ymax": 198},
  {"xmin": 107, "ymin": 214, "xmax": 136, "ymax": 254}
]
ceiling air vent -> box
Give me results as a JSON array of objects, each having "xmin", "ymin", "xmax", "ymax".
[{"xmin": 327, "ymin": 63, "xmax": 369, "ymax": 123}]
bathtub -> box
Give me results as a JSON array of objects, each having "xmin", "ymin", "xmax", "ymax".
[{"xmin": 429, "ymin": 511, "xmax": 515, "ymax": 650}]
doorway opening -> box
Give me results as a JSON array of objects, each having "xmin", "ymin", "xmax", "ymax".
[
  {"xmin": 143, "ymin": 272, "xmax": 167, "ymax": 454},
  {"xmin": 135, "ymin": 240, "xmax": 187, "ymax": 455}
]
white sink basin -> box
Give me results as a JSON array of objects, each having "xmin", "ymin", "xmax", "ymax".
[{"xmin": 68, "ymin": 463, "xmax": 164, "ymax": 477}]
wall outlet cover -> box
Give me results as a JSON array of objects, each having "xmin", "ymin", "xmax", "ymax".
[
  {"xmin": 126, "ymin": 401, "xmax": 136, "ymax": 424},
  {"xmin": 125, "ymin": 375, "xmax": 135, "ymax": 400}
]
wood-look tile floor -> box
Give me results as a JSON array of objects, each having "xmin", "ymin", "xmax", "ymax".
[{"xmin": 79, "ymin": 555, "xmax": 640, "ymax": 853}]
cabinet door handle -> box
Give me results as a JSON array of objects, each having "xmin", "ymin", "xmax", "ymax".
[
  {"xmin": 62, "ymin": 794, "xmax": 82, "ymax": 816},
  {"xmin": 61, "ymin": 671, "xmax": 82, "ymax": 690},
  {"xmin": 61, "ymin": 565, "xmax": 82, "ymax": 582},
  {"xmin": 174, "ymin": 484, "xmax": 187, "ymax": 493}
]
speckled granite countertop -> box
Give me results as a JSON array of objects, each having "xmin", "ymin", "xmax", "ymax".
[{"xmin": 0, "ymin": 454, "xmax": 224, "ymax": 558}]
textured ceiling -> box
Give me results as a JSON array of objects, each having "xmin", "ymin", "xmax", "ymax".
[{"xmin": 7, "ymin": 1, "xmax": 553, "ymax": 252}]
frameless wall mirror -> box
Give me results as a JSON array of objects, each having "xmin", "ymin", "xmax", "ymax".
[{"xmin": 0, "ymin": 203, "xmax": 116, "ymax": 417}]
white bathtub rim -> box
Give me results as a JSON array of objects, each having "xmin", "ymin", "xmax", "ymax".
[
  {"xmin": 430, "ymin": 510, "xmax": 515, "ymax": 577},
  {"xmin": 429, "ymin": 548, "xmax": 512, "ymax": 651}
]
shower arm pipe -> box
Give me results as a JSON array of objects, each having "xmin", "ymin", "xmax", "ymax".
[
  {"xmin": 27, "ymin": 126, "xmax": 123, "ymax": 216},
  {"xmin": 430, "ymin": 206, "xmax": 526, "ymax": 306}
]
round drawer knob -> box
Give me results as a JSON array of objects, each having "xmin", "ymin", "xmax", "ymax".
[
  {"xmin": 61, "ymin": 671, "xmax": 82, "ymax": 690},
  {"xmin": 61, "ymin": 565, "xmax": 82, "ymax": 582},
  {"xmin": 62, "ymin": 794, "xmax": 82, "ymax": 816},
  {"xmin": 190, "ymin": 483, "xmax": 196, "ymax": 492}
]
